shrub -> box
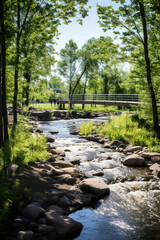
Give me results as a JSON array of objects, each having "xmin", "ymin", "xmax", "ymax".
[{"xmin": 80, "ymin": 121, "xmax": 94, "ymax": 136}]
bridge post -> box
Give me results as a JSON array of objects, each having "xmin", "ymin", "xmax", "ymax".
[{"xmin": 63, "ymin": 103, "xmax": 65, "ymax": 110}]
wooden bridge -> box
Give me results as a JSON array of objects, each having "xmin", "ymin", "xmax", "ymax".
[{"xmin": 58, "ymin": 94, "xmax": 141, "ymax": 109}]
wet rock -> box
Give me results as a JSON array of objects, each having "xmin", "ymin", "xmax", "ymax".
[
  {"xmin": 30, "ymin": 110, "xmax": 50, "ymax": 121},
  {"xmin": 54, "ymin": 174, "xmax": 76, "ymax": 185},
  {"xmin": 140, "ymin": 152, "xmax": 160, "ymax": 162},
  {"xmin": 38, "ymin": 224, "xmax": 54, "ymax": 235},
  {"xmin": 125, "ymin": 146, "xmax": 143, "ymax": 153},
  {"xmin": 151, "ymin": 156, "xmax": 160, "ymax": 163},
  {"xmin": 47, "ymin": 156, "xmax": 56, "ymax": 162},
  {"xmin": 49, "ymin": 130, "xmax": 59, "ymax": 134},
  {"xmin": 37, "ymin": 218, "xmax": 47, "ymax": 224},
  {"xmin": 80, "ymin": 178, "xmax": 110, "ymax": 196},
  {"xmin": 53, "ymin": 160, "xmax": 74, "ymax": 168},
  {"xmin": 47, "ymin": 137, "xmax": 55, "ymax": 143},
  {"xmin": 14, "ymin": 216, "xmax": 30, "ymax": 225},
  {"xmin": 149, "ymin": 163, "xmax": 160, "ymax": 178},
  {"xmin": 92, "ymin": 171, "xmax": 104, "ymax": 176},
  {"xmin": 35, "ymin": 128, "xmax": 43, "ymax": 133},
  {"xmin": 58, "ymin": 196, "xmax": 71, "ymax": 207},
  {"xmin": 47, "ymin": 143, "xmax": 56, "ymax": 152},
  {"xmin": 110, "ymin": 140, "xmax": 123, "ymax": 148},
  {"xmin": 69, "ymin": 159, "xmax": 80, "ymax": 165},
  {"xmin": 86, "ymin": 134, "xmax": 99, "ymax": 142},
  {"xmin": 41, "ymin": 169, "xmax": 53, "ymax": 177},
  {"xmin": 62, "ymin": 167, "xmax": 79, "ymax": 176},
  {"xmin": 23, "ymin": 204, "xmax": 45, "ymax": 221},
  {"xmin": 66, "ymin": 191, "xmax": 92, "ymax": 207},
  {"xmin": 50, "ymin": 149, "xmax": 65, "ymax": 156},
  {"xmin": 29, "ymin": 222, "xmax": 39, "ymax": 232},
  {"xmin": 103, "ymin": 143, "xmax": 111, "ymax": 148},
  {"xmin": 45, "ymin": 211, "xmax": 83, "ymax": 238},
  {"xmin": 44, "ymin": 196, "xmax": 59, "ymax": 206},
  {"xmin": 118, "ymin": 144, "xmax": 127, "ymax": 149},
  {"xmin": 17, "ymin": 230, "xmax": 34, "ymax": 240},
  {"xmin": 64, "ymin": 149, "xmax": 71, "ymax": 152},
  {"xmin": 46, "ymin": 205, "xmax": 66, "ymax": 215},
  {"xmin": 122, "ymin": 154, "xmax": 145, "ymax": 166},
  {"xmin": 51, "ymin": 166, "xmax": 64, "ymax": 175},
  {"xmin": 41, "ymin": 163, "xmax": 52, "ymax": 171}
]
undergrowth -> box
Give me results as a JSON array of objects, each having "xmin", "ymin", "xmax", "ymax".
[
  {"xmin": 80, "ymin": 113, "xmax": 160, "ymax": 152},
  {"xmin": 80, "ymin": 121, "xmax": 94, "ymax": 136},
  {"xmin": 0, "ymin": 118, "xmax": 49, "ymax": 232}
]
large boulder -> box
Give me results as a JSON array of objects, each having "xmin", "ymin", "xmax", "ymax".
[
  {"xmin": 80, "ymin": 178, "xmax": 110, "ymax": 196},
  {"xmin": 30, "ymin": 110, "xmax": 51, "ymax": 121},
  {"xmin": 23, "ymin": 204, "xmax": 45, "ymax": 221},
  {"xmin": 45, "ymin": 211, "xmax": 83, "ymax": 238},
  {"xmin": 122, "ymin": 154, "xmax": 145, "ymax": 166}
]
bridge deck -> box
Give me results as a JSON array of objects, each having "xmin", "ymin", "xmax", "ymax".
[{"xmin": 60, "ymin": 100, "xmax": 140, "ymax": 107}]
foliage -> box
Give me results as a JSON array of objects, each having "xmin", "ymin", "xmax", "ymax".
[
  {"xmin": 96, "ymin": 113, "xmax": 160, "ymax": 152},
  {"xmin": 80, "ymin": 121, "xmax": 94, "ymax": 136},
  {"xmin": 80, "ymin": 113, "xmax": 160, "ymax": 152},
  {"xmin": 0, "ymin": 179, "xmax": 30, "ymax": 231},
  {"xmin": 0, "ymin": 120, "xmax": 49, "ymax": 170}
]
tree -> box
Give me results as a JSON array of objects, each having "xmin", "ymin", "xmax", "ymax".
[
  {"xmin": 58, "ymin": 39, "xmax": 79, "ymax": 97},
  {"xmin": 0, "ymin": 0, "xmax": 9, "ymax": 147},
  {"xmin": 97, "ymin": 0, "xmax": 160, "ymax": 132}
]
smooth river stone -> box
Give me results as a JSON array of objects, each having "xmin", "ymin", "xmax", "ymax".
[
  {"xmin": 80, "ymin": 178, "xmax": 110, "ymax": 196},
  {"xmin": 122, "ymin": 154, "xmax": 145, "ymax": 166}
]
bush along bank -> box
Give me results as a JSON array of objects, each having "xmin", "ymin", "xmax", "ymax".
[{"xmin": 80, "ymin": 113, "xmax": 160, "ymax": 178}]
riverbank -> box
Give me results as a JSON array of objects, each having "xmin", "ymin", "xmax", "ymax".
[
  {"xmin": 3, "ymin": 115, "xmax": 160, "ymax": 239},
  {"xmin": 3, "ymin": 120, "xmax": 110, "ymax": 240}
]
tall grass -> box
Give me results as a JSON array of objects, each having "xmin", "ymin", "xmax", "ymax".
[
  {"xmin": 0, "ymin": 122, "xmax": 49, "ymax": 170},
  {"xmin": 80, "ymin": 121, "xmax": 94, "ymax": 136},
  {"xmin": 0, "ymin": 119, "xmax": 49, "ymax": 232},
  {"xmin": 80, "ymin": 113, "xmax": 160, "ymax": 152}
]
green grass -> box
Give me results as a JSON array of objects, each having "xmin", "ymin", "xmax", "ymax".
[
  {"xmin": 80, "ymin": 121, "xmax": 94, "ymax": 136},
  {"xmin": 80, "ymin": 113, "xmax": 160, "ymax": 152},
  {"xmin": 0, "ymin": 121, "xmax": 49, "ymax": 170},
  {"xmin": 0, "ymin": 117, "xmax": 49, "ymax": 231},
  {"xmin": 27, "ymin": 103, "xmax": 120, "ymax": 112}
]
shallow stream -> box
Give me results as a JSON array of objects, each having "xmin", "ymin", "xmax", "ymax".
[{"xmin": 39, "ymin": 118, "xmax": 160, "ymax": 240}]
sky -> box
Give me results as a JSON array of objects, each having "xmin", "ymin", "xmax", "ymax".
[{"xmin": 54, "ymin": 0, "xmax": 119, "ymax": 54}]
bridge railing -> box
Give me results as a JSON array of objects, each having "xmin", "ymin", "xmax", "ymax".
[{"xmin": 60, "ymin": 94, "xmax": 140, "ymax": 102}]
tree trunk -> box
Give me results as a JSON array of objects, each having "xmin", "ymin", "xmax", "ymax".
[
  {"xmin": 24, "ymin": 72, "xmax": 31, "ymax": 106},
  {"xmin": 104, "ymin": 74, "xmax": 108, "ymax": 95},
  {"xmin": 0, "ymin": 0, "xmax": 8, "ymax": 143},
  {"xmin": 82, "ymin": 73, "xmax": 88, "ymax": 109},
  {"xmin": 13, "ymin": 0, "xmax": 20, "ymax": 124},
  {"xmin": 139, "ymin": 0, "xmax": 159, "ymax": 132},
  {"xmin": 0, "ymin": 51, "xmax": 3, "ymax": 147}
]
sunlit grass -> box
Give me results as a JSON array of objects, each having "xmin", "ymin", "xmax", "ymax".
[
  {"xmin": 80, "ymin": 113, "xmax": 160, "ymax": 152},
  {"xmin": 80, "ymin": 121, "xmax": 94, "ymax": 136},
  {"xmin": 27, "ymin": 103, "xmax": 119, "ymax": 112}
]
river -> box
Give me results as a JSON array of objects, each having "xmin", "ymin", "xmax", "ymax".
[{"xmin": 39, "ymin": 118, "xmax": 160, "ymax": 240}]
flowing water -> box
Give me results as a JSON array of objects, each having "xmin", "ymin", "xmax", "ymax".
[{"xmin": 39, "ymin": 118, "xmax": 160, "ymax": 240}]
